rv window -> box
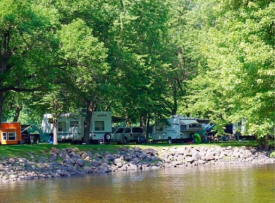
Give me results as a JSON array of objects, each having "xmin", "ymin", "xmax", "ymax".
[
  {"xmin": 190, "ymin": 124, "xmax": 201, "ymax": 128},
  {"xmin": 8, "ymin": 132, "xmax": 16, "ymax": 141},
  {"xmin": 58, "ymin": 122, "xmax": 66, "ymax": 132},
  {"xmin": 2, "ymin": 132, "xmax": 7, "ymax": 141},
  {"xmin": 133, "ymin": 128, "xmax": 143, "ymax": 133},
  {"xmin": 95, "ymin": 121, "xmax": 104, "ymax": 131},
  {"xmin": 155, "ymin": 126, "xmax": 163, "ymax": 131},
  {"xmin": 70, "ymin": 121, "xmax": 78, "ymax": 127},
  {"xmin": 181, "ymin": 125, "xmax": 187, "ymax": 130},
  {"xmin": 124, "ymin": 128, "xmax": 131, "ymax": 133}
]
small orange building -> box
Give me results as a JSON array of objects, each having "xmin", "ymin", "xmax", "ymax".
[{"xmin": 0, "ymin": 123, "xmax": 21, "ymax": 145}]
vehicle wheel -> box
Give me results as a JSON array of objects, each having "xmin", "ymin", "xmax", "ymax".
[
  {"xmin": 137, "ymin": 136, "xmax": 141, "ymax": 144},
  {"xmin": 104, "ymin": 133, "xmax": 111, "ymax": 143},
  {"xmin": 122, "ymin": 137, "xmax": 128, "ymax": 144},
  {"xmin": 137, "ymin": 136, "xmax": 145, "ymax": 144},
  {"xmin": 168, "ymin": 137, "xmax": 172, "ymax": 144},
  {"xmin": 190, "ymin": 133, "xmax": 194, "ymax": 142}
]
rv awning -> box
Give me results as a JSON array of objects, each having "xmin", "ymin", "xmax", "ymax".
[
  {"xmin": 21, "ymin": 125, "xmax": 31, "ymax": 133},
  {"xmin": 180, "ymin": 120, "xmax": 198, "ymax": 125}
]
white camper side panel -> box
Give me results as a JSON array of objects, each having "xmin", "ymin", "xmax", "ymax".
[
  {"xmin": 41, "ymin": 113, "xmax": 84, "ymax": 142},
  {"xmin": 90, "ymin": 112, "xmax": 112, "ymax": 140},
  {"xmin": 57, "ymin": 115, "xmax": 84, "ymax": 142},
  {"xmin": 152, "ymin": 118, "xmax": 180, "ymax": 141},
  {"xmin": 152, "ymin": 116, "xmax": 205, "ymax": 142},
  {"xmin": 41, "ymin": 114, "xmax": 53, "ymax": 134}
]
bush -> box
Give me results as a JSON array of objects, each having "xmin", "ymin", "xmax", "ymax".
[{"xmin": 270, "ymin": 151, "xmax": 275, "ymax": 158}]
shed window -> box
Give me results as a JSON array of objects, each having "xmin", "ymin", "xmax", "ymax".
[
  {"xmin": 2, "ymin": 132, "xmax": 7, "ymax": 141},
  {"xmin": 8, "ymin": 132, "xmax": 16, "ymax": 141}
]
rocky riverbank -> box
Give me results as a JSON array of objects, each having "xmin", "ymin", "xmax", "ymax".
[{"xmin": 1, "ymin": 146, "xmax": 274, "ymax": 182}]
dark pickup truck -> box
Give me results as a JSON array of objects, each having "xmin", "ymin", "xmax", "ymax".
[{"xmin": 21, "ymin": 125, "xmax": 40, "ymax": 144}]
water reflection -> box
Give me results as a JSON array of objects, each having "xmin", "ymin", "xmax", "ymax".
[{"xmin": 0, "ymin": 164, "xmax": 274, "ymax": 203}]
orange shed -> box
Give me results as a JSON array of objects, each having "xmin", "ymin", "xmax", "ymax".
[{"xmin": 0, "ymin": 123, "xmax": 21, "ymax": 145}]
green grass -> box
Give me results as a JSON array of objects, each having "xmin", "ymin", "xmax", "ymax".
[
  {"xmin": 0, "ymin": 143, "xmax": 122, "ymax": 159},
  {"xmin": 0, "ymin": 140, "xmax": 259, "ymax": 159}
]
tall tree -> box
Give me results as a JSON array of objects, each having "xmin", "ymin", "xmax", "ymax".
[
  {"xmin": 107, "ymin": 0, "xmax": 173, "ymax": 126},
  {"xmin": 184, "ymin": 0, "xmax": 275, "ymax": 148},
  {"xmin": 0, "ymin": 0, "xmax": 60, "ymax": 126}
]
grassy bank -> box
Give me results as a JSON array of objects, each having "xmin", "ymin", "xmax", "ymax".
[{"xmin": 0, "ymin": 140, "xmax": 260, "ymax": 159}]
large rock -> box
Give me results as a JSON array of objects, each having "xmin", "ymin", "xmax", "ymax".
[
  {"xmin": 123, "ymin": 154, "xmax": 132, "ymax": 162},
  {"xmin": 60, "ymin": 150, "xmax": 69, "ymax": 159},
  {"xmin": 105, "ymin": 154, "xmax": 115, "ymax": 162},
  {"xmin": 192, "ymin": 152, "xmax": 201, "ymax": 161},
  {"xmin": 127, "ymin": 163, "xmax": 137, "ymax": 171},
  {"xmin": 186, "ymin": 156, "xmax": 195, "ymax": 163},
  {"xmin": 63, "ymin": 157, "xmax": 74, "ymax": 165},
  {"xmin": 76, "ymin": 158, "xmax": 85, "ymax": 167},
  {"xmin": 91, "ymin": 161, "xmax": 102, "ymax": 167},
  {"xmin": 114, "ymin": 158, "xmax": 123, "ymax": 167},
  {"xmin": 205, "ymin": 152, "xmax": 214, "ymax": 161},
  {"xmin": 49, "ymin": 154, "xmax": 57, "ymax": 162},
  {"xmin": 18, "ymin": 158, "xmax": 27, "ymax": 163},
  {"xmin": 97, "ymin": 164, "xmax": 110, "ymax": 173}
]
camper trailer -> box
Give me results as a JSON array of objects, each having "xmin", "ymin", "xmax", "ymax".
[
  {"xmin": 41, "ymin": 111, "xmax": 112, "ymax": 143},
  {"xmin": 152, "ymin": 115, "xmax": 209, "ymax": 144}
]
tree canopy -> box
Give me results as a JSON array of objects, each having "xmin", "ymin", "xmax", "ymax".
[{"xmin": 0, "ymin": 0, "xmax": 274, "ymax": 146}]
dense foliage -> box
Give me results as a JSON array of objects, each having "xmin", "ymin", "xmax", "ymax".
[{"xmin": 0, "ymin": 0, "xmax": 274, "ymax": 147}]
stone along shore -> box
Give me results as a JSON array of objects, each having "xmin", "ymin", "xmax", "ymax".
[{"xmin": 1, "ymin": 146, "xmax": 274, "ymax": 182}]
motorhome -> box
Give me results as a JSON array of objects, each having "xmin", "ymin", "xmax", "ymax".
[
  {"xmin": 41, "ymin": 111, "xmax": 112, "ymax": 143},
  {"xmin": 151, "ymin": 115, "xmax": 209, "ymax": 144}
]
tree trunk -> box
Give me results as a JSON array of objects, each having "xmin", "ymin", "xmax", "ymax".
[
  {"xmin": 171, "ymin": 88, "xmax": 177, "ymax": 115},
  {"xmin": 83, "ymin": 100, "xmax": 95, "ymax": 144},
  {"xmin": 140, "ymin": 114, "xmax": 147, "ymax": 137},
  {"xmin": 0, "ymin": 91, "xmax": 3, "ymax": 129},
  {"xmin": 13, "ymin": 105, "xmax": 22, "ymax": 122},
  {"xmin": 256, "ymin": 136, "xmax": 263, "ymax": 150},
  {"xmin": 124, "ymin": 112, "xmax": 130, "ymax": 126},
  {"xmin": 53, "ymin": 118, "xmax": 58, "ymax": 145},
  {"xmin": 146, "ymin": 113, "xmax": 151, "ymax": 140},
  {"xmin": 264, "ymin": 135, "xmax": 269, "ymax": 151}
]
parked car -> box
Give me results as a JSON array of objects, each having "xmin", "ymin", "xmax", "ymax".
[{"xmin": 111, "ymin": 127, "xmax": 146, "ymax": 144}]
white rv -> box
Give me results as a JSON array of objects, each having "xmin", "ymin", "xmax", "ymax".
[
  {"xmin": 152, "ymin": 115, "xmax": 208, "ymax": 144},
  {"xmin": 41, "ymin": 111, "xmax": 112, "ymax": 143}
]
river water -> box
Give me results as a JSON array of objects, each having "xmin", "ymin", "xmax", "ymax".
[{"xmin": 0, "ymin": 164, "xmax": 274, "ymax": 203}]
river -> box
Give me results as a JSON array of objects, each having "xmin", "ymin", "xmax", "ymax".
[{"xmin": 0, "ymin": 164, "xmax": 274, "ymax": 203}]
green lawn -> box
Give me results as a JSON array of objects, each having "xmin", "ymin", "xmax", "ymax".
[{"xmin": 0, "ymin": 140, "xmax": 259, "ymax": 159}]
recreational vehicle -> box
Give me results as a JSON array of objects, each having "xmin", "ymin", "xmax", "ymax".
[
  {"xmin": 152, "ymin": 115, "xmax": 209, "ymax": 144},
  {"xmin": 41, "ymin": 111, "xmax": 112, "ymax": 143}
]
